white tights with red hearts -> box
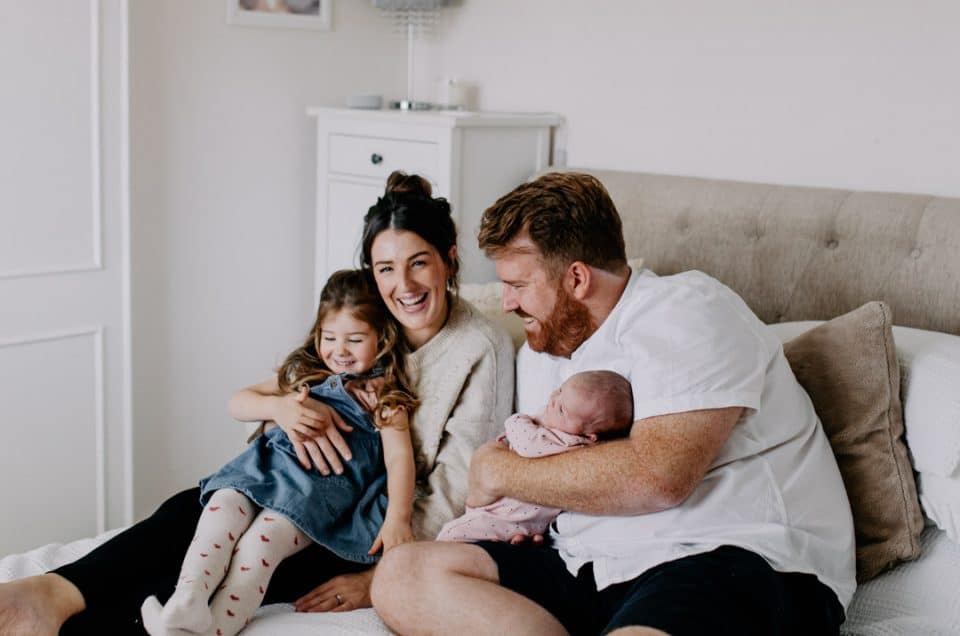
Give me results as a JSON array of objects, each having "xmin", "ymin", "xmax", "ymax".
[{"xmin": 141, "ymin": 489, "xmax": 310, "ymax": 636}]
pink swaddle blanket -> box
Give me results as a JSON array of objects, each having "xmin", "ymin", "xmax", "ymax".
[{"xmin": 436, "ymin": 413, "xmax": 597, "ymax": 542}]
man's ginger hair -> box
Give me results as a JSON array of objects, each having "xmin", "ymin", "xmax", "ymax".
[{"xmin": 478, "ymin": 172, "xmax": 628, "ymax": 276}]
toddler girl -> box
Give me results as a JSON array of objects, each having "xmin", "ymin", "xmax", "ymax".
[{"xmin": 141, "ymin": 269, "xmax": 418, "ymax": 636}]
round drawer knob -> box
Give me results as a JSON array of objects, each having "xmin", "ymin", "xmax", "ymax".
[{"xmin": 370, "ymin": 153, "xmax": 383, "ymax": 165}]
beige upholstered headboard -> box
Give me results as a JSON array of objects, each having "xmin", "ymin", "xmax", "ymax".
[{"xmin": 574, "ymin": 169, "xmax": 960, "ymax": 336}]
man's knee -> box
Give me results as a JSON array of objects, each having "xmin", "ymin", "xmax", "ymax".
[
  {"xmin": 371, "ymin": 540, "xmax": 442, "ymax": 622},
  {"xmin": 372, "ymin": 542, "xmax": 417, "ymax": 608},
  {"xmin": 371, "ymin": 542, "xmax": 500, "ymax": 616}
]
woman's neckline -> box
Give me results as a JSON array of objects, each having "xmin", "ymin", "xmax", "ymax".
[{"xmin": 405, "ymin": 297, "xmax": 465, "ymax": 370}]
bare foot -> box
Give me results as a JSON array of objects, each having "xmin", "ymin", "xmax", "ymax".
[{"xmin": 0, "ymin": 574, "xmax": 84, "ymax": 636}]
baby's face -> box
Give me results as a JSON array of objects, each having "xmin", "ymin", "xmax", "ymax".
[{"xmin": 541, "ymin": 378, "xmax": 596, "ymax": 435}]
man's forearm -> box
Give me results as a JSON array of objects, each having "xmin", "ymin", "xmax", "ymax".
[
  {"xmin": 478, "ymin": 407, "xmax": 744, "ymax": 516},
  {"xmin": 481, "ymin": 439, "xmax": 676, "ymax": 515}
]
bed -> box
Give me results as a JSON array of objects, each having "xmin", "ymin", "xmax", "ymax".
[{"xmin": 3, "ymin": 169, "xmax": 959, "ymax": 634}]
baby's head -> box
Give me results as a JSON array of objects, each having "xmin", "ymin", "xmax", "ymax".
[{"xmin": 541, "ymin": 370, "xmax": 633, "ymax": 440}]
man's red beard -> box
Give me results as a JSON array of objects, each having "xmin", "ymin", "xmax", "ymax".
[{"xmin": 526, "ymin": 282, "xmax": 595, "ymax": 358}]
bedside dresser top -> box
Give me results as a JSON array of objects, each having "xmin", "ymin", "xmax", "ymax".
[{"xmin": 307, "ymin": 106, "xmax": 562, "ymax": 129}]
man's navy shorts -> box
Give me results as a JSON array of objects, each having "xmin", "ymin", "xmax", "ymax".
[{"xmin": 475, "ymin": 541, "xmax": 844, "ymax": 636}]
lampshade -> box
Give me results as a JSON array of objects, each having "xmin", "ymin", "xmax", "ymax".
[{"xmin": 372, "ymin": 0, "xmax": 450, "ymax": 110}]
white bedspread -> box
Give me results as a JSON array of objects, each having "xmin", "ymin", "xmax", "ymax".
[
  {"xmin": 0, "ymin": 528, "xmax": 392, "ymax": 635},
  {"xmin": 840, "ymin": 525, "xmax": 960, "ymax": 635},
  {"xmin": 3, "ymin": 526, "xmax": 958, "ymax": 635}
]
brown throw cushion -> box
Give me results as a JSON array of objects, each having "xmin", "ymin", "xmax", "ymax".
[{"xmin": 783, "ymin": 301, "xmax": 924, "ymax": 582}]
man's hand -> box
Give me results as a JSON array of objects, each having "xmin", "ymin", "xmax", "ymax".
[
  {"xmin": 465, "ymin": 437, "xmax": 512, "ymax": 508},
  {"xmin": 469, "ymin": 438, "xmax": 545, "ymax": 543},
  {"xmin": 275, "ymin": 387, "xmax": 354, "ymax": 475},
  {"xmin": 294, "ymin": 569, "xmax": 375, "ymax": 613}
]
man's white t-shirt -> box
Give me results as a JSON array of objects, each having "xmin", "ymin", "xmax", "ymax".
[{"xmin": 516, "ymin": 267, "xmax": 857, "ymax": 608}]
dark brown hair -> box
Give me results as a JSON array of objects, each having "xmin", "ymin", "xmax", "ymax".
[
  {"xmin": 570, "ymin": 370, "xmax": 634, "ymax": 438},
  {"xmin": 478, "ymin": 172, "xmax": 627, "ymax": 276},
  {"xmin": 276, "ymin": 269, "xmax": 417, "ymax": 428},
  {"xmin": 360, "ymin": 171, "xmax": 460, "ymax": 294}
]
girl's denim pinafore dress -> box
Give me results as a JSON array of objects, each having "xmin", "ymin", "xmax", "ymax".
[{"xmin": 199, "ymin": 371, "xmax": 388, "ymax": 564}]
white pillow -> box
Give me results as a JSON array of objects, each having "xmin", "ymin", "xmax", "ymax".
[
  {"xmin": 890, "ymin": 325, "xmax": 960, "ymax": 479},
  {"xmin": 767, "ymin": 321, "xmax": 960, "ymax": 479},
  {"xmin": 918, "ymin": 472, "xmax": 960, "ymax": 545},
  {"xmin": 459, "ymin": 280, "xmax": 525, "ymax": 350}
]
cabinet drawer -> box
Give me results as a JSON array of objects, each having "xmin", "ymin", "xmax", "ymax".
[{"xmin": 327, "ymin": 134, "xmax": 439, "ymax": 181}]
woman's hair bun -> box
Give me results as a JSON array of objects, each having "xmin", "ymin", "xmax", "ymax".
[
  {"xmin": 362, "ymin": 170, "xmax": 460, "ymax": 292},
  {"xmin": 386, "ymin": 170, "xmax": 433, "ymax": 198}
]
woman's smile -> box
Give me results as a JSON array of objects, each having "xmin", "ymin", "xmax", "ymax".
[{"xmin": 396, "ymin": 291, "xmax": 429, "ymax": 312}]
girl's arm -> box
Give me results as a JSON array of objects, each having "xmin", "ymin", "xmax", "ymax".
[
  {"xmin": 368, "ymin": 409, "xmax": 416, "ymax": 555},
  {"xmin": 229, "ymin": 376, "xmax": 355, "ymax": 475}
]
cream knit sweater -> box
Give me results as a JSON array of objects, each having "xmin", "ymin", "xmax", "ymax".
[{"xmin": 406, "ymin": 298, "xmax": 516, "ymax": 540}]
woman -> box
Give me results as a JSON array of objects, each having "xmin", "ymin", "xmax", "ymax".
[{"xmin": 0, "ymin": 171, "xmax": 515, "ymax": 635}]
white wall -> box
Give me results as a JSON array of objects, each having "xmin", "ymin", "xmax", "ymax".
[
  {"xmin": 130, "ymin": 0, "xmax": 405, "ymax": 517},
  {"xmin": 127, "ymin": 0, "xmax": 960, "ymax": 520},
  {"xmin": 416, "ymin": 0, "xmax": 960, "ymax": 197}
]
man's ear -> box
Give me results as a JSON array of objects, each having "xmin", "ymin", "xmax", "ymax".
[{"xmin": 566, "ymin": 261, "xmax": 592, "ymax": 300}]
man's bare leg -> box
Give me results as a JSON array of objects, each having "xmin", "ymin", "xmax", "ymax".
[
  {"xmin": 372, "ymin": 541, "xmax": 567, "ymax": 636},
  {"xmin": 0, "ymin": 574, "xmax": 85, "ymax": 636}
]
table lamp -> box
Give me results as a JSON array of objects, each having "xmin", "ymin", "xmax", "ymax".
[{"xmin": 372, "ymin": 0, "xmax": 449, "ymax": 110}]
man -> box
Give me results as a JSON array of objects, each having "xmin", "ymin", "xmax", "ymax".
[{"xmin": 371, "ymin": 172, "xmax": 855, "ymax": 635}]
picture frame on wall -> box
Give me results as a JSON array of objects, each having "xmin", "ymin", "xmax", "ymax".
[{"xmin": 226, "ymin": 0, "xmax": 331, "ymax": 31}]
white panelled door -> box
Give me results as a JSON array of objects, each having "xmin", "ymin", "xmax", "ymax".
[{"xmin": 0, "ymin": 0, "xmax": 130, "ymax": 555}]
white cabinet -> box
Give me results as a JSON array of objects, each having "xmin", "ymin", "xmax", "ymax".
[{"xmin": 308, "ymin": 107, "xmax": 562, "ymax": 299}]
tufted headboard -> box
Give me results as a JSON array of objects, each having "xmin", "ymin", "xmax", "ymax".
[{"xmin": 571, "ymin": 169, "xmax": 960, "ymax": 336}]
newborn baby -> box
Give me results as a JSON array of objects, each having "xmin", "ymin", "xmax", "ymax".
[{"xmin": 436, "ymin": 369, "xmax": 633, "ymax": 543}]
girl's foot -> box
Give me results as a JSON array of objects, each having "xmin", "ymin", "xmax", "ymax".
[
  {"xmin": 141, "ymin": 593, "xmax": 213, "ymax": 635},
  {"xmin": 162, "ymin": 587, "xmax": 213, "ymax": 632}
]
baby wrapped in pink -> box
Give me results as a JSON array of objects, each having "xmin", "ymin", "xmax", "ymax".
[
  {"xmin": 436, "ymin": 370, "xmax": 633, "ymax": 543},
  {"xmin": 436, "ymin": 414, "xmax": 594, "ymax": 542}
]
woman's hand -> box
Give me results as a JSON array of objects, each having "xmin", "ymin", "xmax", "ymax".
[
  {"xmin": 344, "ymin": 377, "xmax": 384, "ymax": 413},
  {"xmin": 273, "ymin": 386, "xmax": 327, "ymax": 439},
  {"xmin": 367, "ymin": 518, "xmax": 415, "ymax": 555},
  {"xmin": 275, "ymin": 387, "xmax": 354, "ymax": 475},
  {"xmin": 294, "ymin": 569, "xmax": 374, "ymax": 613}
]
